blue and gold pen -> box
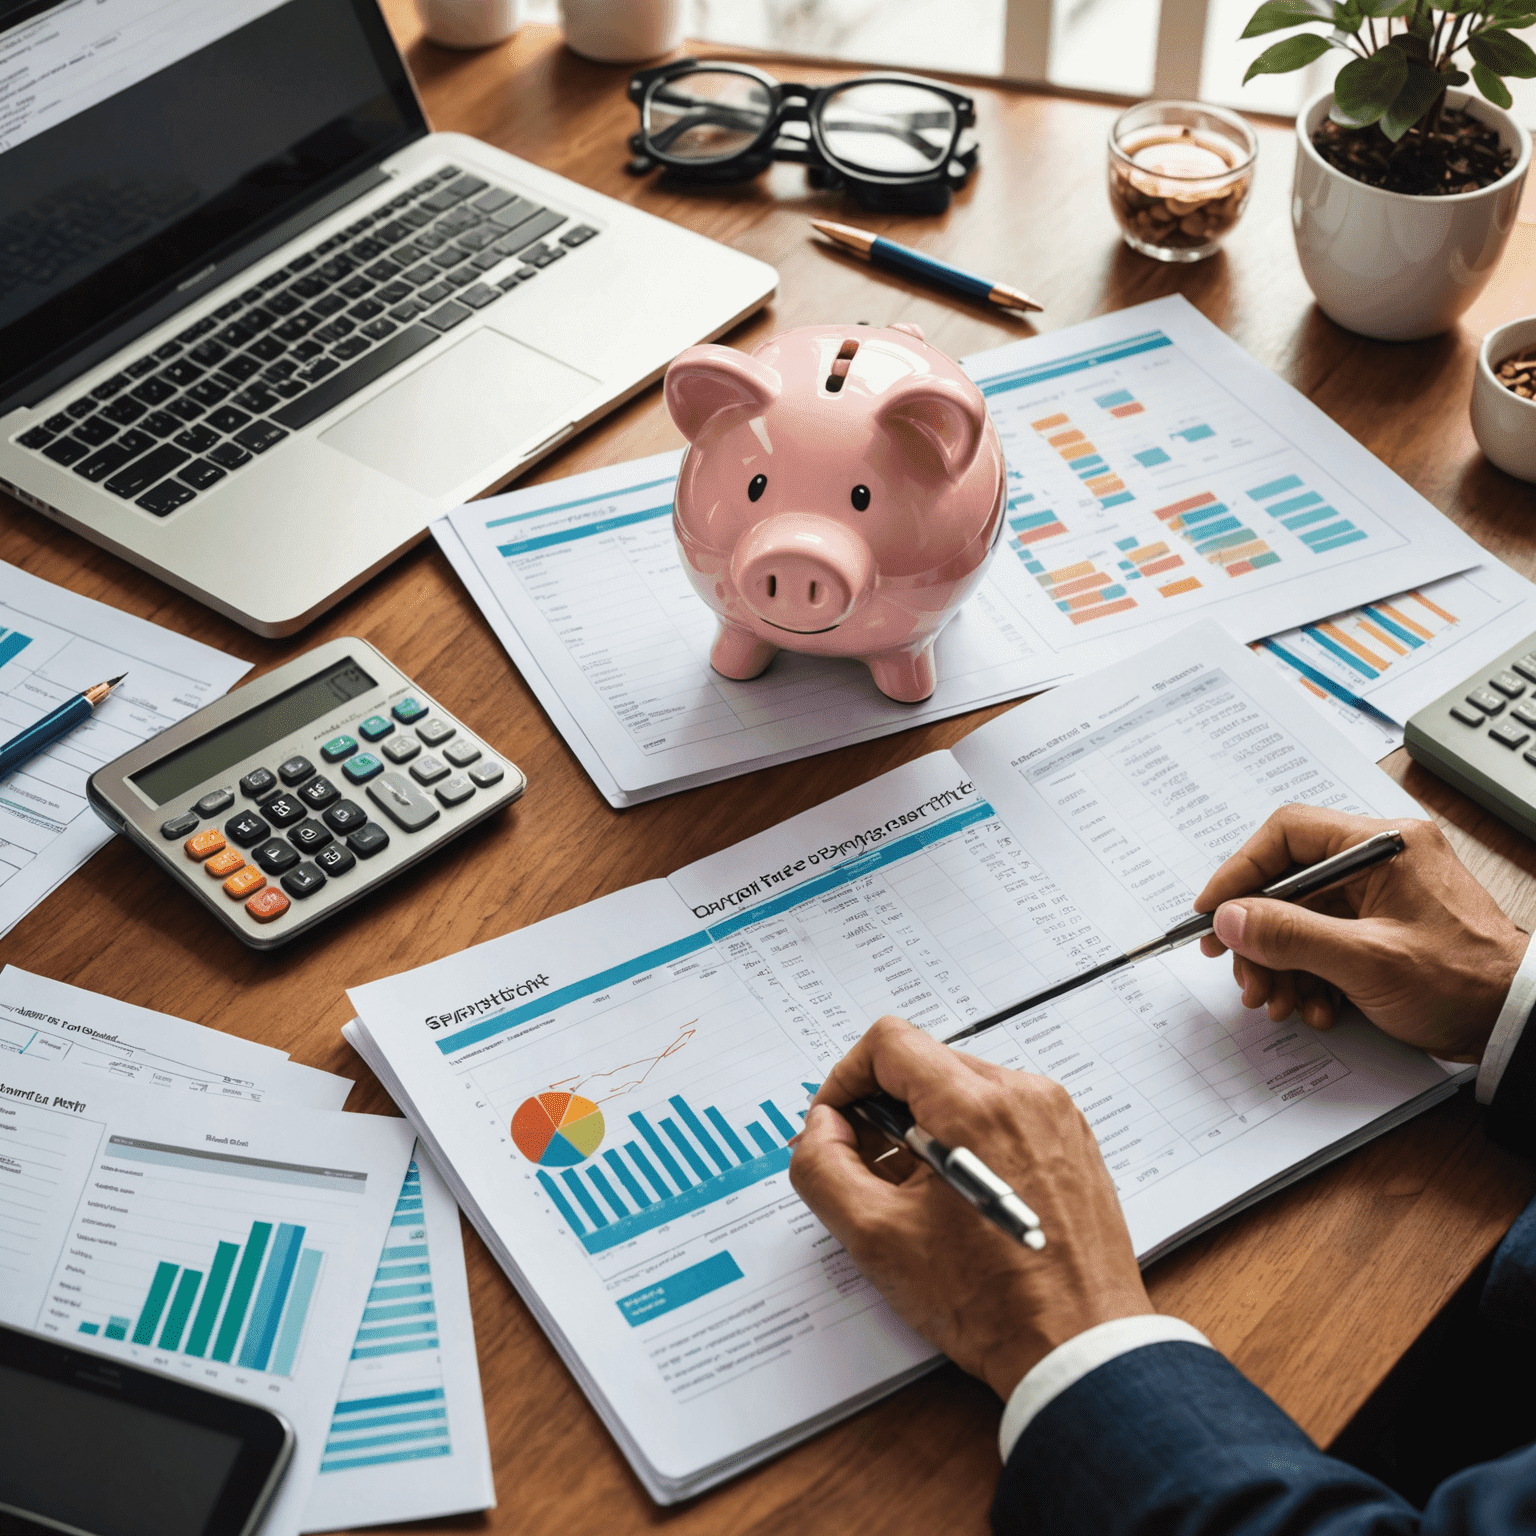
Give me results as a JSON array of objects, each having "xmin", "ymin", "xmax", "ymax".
[
  {"xmin": 0, "ymin": 674, "xmax": 125, "ymax": 780},
  {"xmin": 811, "ymin": 219, "xmax": 1043, "ymax": 313}
]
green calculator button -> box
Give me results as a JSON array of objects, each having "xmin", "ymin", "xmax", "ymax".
[
  {"xmin": 342, "ymin": 753, "xmax": 384, "ymax": 784},
  {"xmin": 392, "ymin": 696, "xmax": 428, "ymax": 724},
  {"xmin": 321, "ymin": 734, "xmax": 358, "ymax": 763},
  {"xmin": 359, "ymin": 714, "xmax": 394, "ymax": 742}
]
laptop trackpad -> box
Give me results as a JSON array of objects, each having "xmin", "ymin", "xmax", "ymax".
[{"xmin": 320, "ymin": 328, "xmax": 600, "ymax": 496}]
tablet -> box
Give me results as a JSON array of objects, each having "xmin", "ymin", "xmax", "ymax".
[{"xmin": 0, "ymin": 1323, "xmax": 292, "ymax": 1536}]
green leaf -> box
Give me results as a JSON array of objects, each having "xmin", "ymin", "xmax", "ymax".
[
  {"xmin": 1489, "ymin": 0, "xmax": 1536, "ymax": 19},
  {"xmin": 1406, "ymin": 4, "xmax": 1434, "ymax": 37},
  {"xmin": 1244, "ymin": 29, "xmax": 1337, "ymax": 78},
  {"xmin": 1473, "ymin": 58, "xmax": 1517, "ymax": 102},
  {"xmin": 1241, "ymin": 0, "xmax": 1333, "ymax": 35},
  {"xmin": 1468, "ymin": 27, "xmax": 1536, "ymax": 75},
  {"xmin": 1357, "ymin": 0, "xmax": 1409, "ymax": 14},
  {"xmin": 1332, "ymin": 0, "xmax": 1363, "ymax": 32},
  {"xmin": 1331, "ymin": 44, "xmax": 1410, "ymax": 123},
  {"xmin": 1393, "ymin": 28, "xmax": 1430, "ymax": 57},
  {"xmin": 1380, "ymin": 61, "xmax": 1447, "ymax": 137},
  {"xmin": 1441, "ymin": 66, "xmax": 1470, "ymax": 84}
]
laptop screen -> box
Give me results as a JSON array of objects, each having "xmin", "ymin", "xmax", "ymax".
[{"xmin": 0, "ymin": 0, "xmax": 424, "ymax": 407}]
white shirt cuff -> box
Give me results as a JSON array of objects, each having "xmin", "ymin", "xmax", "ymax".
[
  {"xmin": 1477, "ymin": 931, "xmax": 1536, "ymax": 1105},
  {"xmin": 997, "ymin": 1314, "xmax": 1212, "ymax": 1463}
]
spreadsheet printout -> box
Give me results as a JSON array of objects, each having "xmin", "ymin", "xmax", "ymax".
[
  {"xmin": 0, "ymin": 966, "xmax": 350, "ymax": 1107},
  {"xmin": 962, "ymin": 295, "xmax": 1484, "ymax": 673},
  {"xmin": 0, "ymin": 561, "xmax": 249, "ymax": 937},
  {"xmin": 303, "ymin": 1146, "xmax": 495, "ymax": 1532},
  {"xmin": 439, "ymin": 450, "xmax": 1067, "ymax": 803},
  {"xmin": 347, "ymin": 625, "xmax": 1451, "ymax": 1499},
  {"xmin": 0, "ymin": 1050, "xmax": 415, "ymax": 1536}
]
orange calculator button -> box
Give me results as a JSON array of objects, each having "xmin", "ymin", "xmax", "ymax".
[
  {"xmin": 184, "ymin": 828, "xmax": 226, "ymax": 861},
  {"xmin": 205, "ymin": 848, "xmax": 244, "ymax": 879},
  {"xmin": 224, "ymin": 866, "xmax": 267, "ymax": 899},
  {"xmin": 245, "ymin": 887, "xmax": 290, "ymax": 923}
]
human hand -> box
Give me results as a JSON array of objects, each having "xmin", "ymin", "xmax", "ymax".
[
  {"xmin": 1195, "ymin": 805, "xmax": 1526, "ymax": 1061},
  {"xmin": 789, "ymin": 1017, "xmax": 1151, "ymax": 1402}
]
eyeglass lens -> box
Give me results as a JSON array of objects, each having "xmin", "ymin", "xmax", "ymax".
[
  {"xmin": 644, "ymin": 69, "xmax": 774, "ymax": 163},
  {"xmin": 819, "ymin": 82, "xmax": 957, "ymax": 176}
]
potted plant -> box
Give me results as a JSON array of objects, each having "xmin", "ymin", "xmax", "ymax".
[{"xmin": 1242, "ymin": 0, "xmax": 1534, "ymax": 340}]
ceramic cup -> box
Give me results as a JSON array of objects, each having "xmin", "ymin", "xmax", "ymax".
[
  {"xmin": 416, "ymin": 0, "xmax": 521, "ymax": 48},
  {"xmin": 1293, "ymin": 88, "xmax": 1531, "ymax": 341},
  {"xmin": 1472, "ymin": 315, "xmax": 1536, "ymax": 483},
  {"xmin": 559, "ymin": 0, "xmax": 684, "ymax": 62}
]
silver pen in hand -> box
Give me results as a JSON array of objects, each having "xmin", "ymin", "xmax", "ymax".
[{"xmin": 845, "ymin": 1090, "xmax": 1047, "ymax": 1251}]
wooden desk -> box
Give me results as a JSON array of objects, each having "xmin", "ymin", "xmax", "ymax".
[{"xmin": 7, "ymin": 11, "xmax": 1536, "ymax": 1532}]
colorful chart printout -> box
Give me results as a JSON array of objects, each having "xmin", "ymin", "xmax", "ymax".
[{"xmin": 512, "ymin": 1092, "xmax": 606, "ymax": 1166}]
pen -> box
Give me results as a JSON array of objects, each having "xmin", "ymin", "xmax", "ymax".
[
  {"xmin": 810, "ymin": 219, "xmax": 1043, "ymax": 314},
  {"xmin": 942, "ymin": 829, "xmax": 1407, "ymax": 1046},
  {"xmin": 0, "ymin": 674, "xmax": 126, "ymax": 780},
  {"xmin": 847, "ymin": 1090, "xmax": 1047, "ymax": 1251},
  {"xmin": 837, "ymin": 829, "xmax": 1406, "ymax": 1248}
]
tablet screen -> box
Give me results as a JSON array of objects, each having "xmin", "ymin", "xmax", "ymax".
[{"xmin": 0, "ymin": 1363, "xmax": 243, "ymax": 1536}]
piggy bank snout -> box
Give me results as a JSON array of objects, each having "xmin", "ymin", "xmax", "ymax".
[{"xmin": 730, "ymin": 514, "xmax": 875, "ymax": 634}]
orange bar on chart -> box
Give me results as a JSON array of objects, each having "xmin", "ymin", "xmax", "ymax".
[
  {"xmin": 1048, "ymin": 429, "xmax": 1085, "ymax": 448},
  {"xmin": 1056, "ymin": 572, "xmax": 1114, "ymax": 600},
  {"xmin": 1109, "ymin": 402, "xmax": 1145, "ymax": 417},
  {"xmin": 1158, "ymin": 576, "xmax": 1203, "ymax": 597},
  {"xmin": 1356, "ymin": 618, "xmax": 1408, "ymax": 656},
  {"xmin": 1153, "ymin": 490, "xmax": 1219, "ymax": 521},
  {"xmin": 1386, "ymin": 597, "xmax": 1442, "ymax": 637},
  {"xmin": 1046, "ymin": 560, "xmax": 1097, "ymax": 583},
  {"xmin": 1032, "ymin": 412, "xmax": 1070, "ymax": 430},
  {"xmin": 1316, "ymin": 620, "xmax": 1389, "ymax": 671},
  {"xmin": 1068, "ymin": 596, "xmax": 1137, "ymax": 624},
  {"xmin": 1142, "ymin": 555, "xmax": 1184, "ymax": 576}
]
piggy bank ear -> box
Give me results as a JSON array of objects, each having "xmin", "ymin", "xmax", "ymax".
[
  {"xmin": 875, "ymin": 375, "xmax": 986, "ymax": 479},
  {"xmin": 665, "ymin": 346, "xmax": 781, "ymax": 443}
]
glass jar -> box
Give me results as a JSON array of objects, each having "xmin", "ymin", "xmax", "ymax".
[{"xmin": 1108, "ymin": 100, "xmax": 1258, "ymax": 263}]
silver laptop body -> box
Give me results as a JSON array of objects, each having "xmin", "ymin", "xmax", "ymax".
[{"xmin": 0, "ymin": 0, "xmax": 775, "ymax": 635}]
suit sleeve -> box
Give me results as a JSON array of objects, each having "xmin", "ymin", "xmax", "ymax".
[
  {"xmin": 1484, "ymin": 998, "xmax": 1536, "ymax": 1161},
  {"xmin": 991, "ymin": 1341, "xmax": 1536, "ymax": 1535}
]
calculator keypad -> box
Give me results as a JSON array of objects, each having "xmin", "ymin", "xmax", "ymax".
[
  {"xmin": 262, "ymin": 793, "xmax": 306, "ymax": 827},
  {"xmin": 1490, "ymin": 720, "xmax": 1530, "ymax": 749},
  {"xmin": 289, "ymin": 818, "xmax": 333, "ymax": 853},
  {"xmin": 359, "ymin": 715, "xmax": 394, "ymax": 741},
  {"xmin": 347, "ymin": 822, "xmax": 390, "ymax": 858},
  {"xmin": 246, "ymin": 887, "xmax": 290, "ymax": 922},
  {"xmin": 226, "ymin": 810, "xmax": 270, "ymax": 847},
  {"xmin": 279, "ymin": 755, "xmax": 316, "ymax": 785},
  {"xmin": 382, "ymin": 736, "xmax": 420, "ymax": 764},
  {"xmin": 185, "ymin": 828, "xmax": 225, "ymax": 861},
  {"xmin": 316, "ymin": 842, "xmax": 356, "ymax": 877},
  {"xmin": 224, "ymin": 866, "xmax": 266, "ymax": 899},
  {"xmin": 392, "ymin": 696, "xmax": 427, "ymax": 723},
  {"xmin": 253, "ymin": 838, "xmax": 300, "ymax": 874},
  {"xmin": 1468, "ymin": 687, "xmax": 1505, "ymax": 715},
  {"xmin": 444, "ymin": 739, "xmax": 481, "ymax": 768},
  {"xmin": 205, "ymin": 848, "xmax": 244, "ymax": 878},
  {"xmin": 281, "ymin": 862, "xmax": 326, "ymax": 899},
  {"xmin": 194, "ymin": 787, "xmax": 234, "ymax": 817},
  {"xmin": 240, "ymin": 767, "xmax": 277, "ymax": 798},
  {"xmin": 436, "ymin": 774, "xmax": 475, "ymax": 806},
  {"xmin": 410, "ymin": 754, "xmax": 449, "ymax": 785},
  {"xmin": 321, "ymin": 735, "xmax": 358, "ymax": 763},
  {"xmin": 367, "ymin": 773, "xmax": 440, "ymax": 832},
  {"xmin": 298, "ymin": 775, "xmax": 340, "ymax": 811},
  {"xmin": 161, "ymin": 811, "xmax": 199, "ymax": 839},
  {"xmin": 343, "ymin": 753, "xmax": 384, "ymax": 784},
  {"xmin": 417, "ymin": 717, "xmax": 455, "ymax": 748},
  {"xmin": 469, "ymin": 760, "xmax": 504, "ymax": 788},
  {"xmin": 1491, "ymin": 671, "xmax": 1526, "ymax": 698},
  {"xmin": 323, "ymin": 799, "xmax": 368, "ymax": 834}
]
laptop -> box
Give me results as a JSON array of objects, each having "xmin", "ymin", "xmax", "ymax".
[{"xmin": 0, "ymin": 0, "xmax": 776, "ymax": 635}]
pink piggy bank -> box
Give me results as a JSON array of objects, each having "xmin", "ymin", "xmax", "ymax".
[{"xmin": 664, "ymin": 322, "xmax": 1006, "ymax": 703}]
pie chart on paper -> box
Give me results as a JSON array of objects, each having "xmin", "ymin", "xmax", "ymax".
[{"xmin": 512, "ymin": 1092, "xmax": 605, "ymax": 1166}]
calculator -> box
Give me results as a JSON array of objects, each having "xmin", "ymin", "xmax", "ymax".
[
  {"xmin": 86, "ymin": 637, "xmax": 526, "ymax": 949},
  {"xmin": 1405, "ymin": 632, "xmax": 1536, "ymax": 842}
]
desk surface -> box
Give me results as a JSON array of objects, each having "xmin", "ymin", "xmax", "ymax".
[{"xmin": 7, "ymin": 10, "xmax": 1536, "ymax": 1533}]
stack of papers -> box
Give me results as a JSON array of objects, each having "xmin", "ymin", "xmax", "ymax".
[
  {"xmin": 0, "ymin": 562, "xmax": 250, "ymax": 936},
  {"xmin": 344, "ymin": 624, "xmax": 1463, "ymax": 1503},
  {"xmin": 435, "ymin": 295, "xmax": 1490, "ymax": 805},
  {"xmin": 0, "ymin": 969, "xmax": 494, "ymax": 1534}
]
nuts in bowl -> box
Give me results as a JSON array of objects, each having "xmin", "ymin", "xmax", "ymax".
[{"xmin": 1109, "ymin": 101, "xmax": 1257, "ymax": 263}]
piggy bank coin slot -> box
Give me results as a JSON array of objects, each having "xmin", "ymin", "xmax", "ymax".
[{"xmin": 826, "ymin": 339, "xmax": 859, "ymax": 393}]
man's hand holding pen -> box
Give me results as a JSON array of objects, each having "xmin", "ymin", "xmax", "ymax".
[{"xmin": 789, "ymin": 806, "xmax": 1529, "ymax": 1404}]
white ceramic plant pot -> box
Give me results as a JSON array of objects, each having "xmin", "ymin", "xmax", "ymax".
[
  {"xmin": 1292, "ymin": 88, "xmax": 1531, "ymax": 341},
  {"xmin": 559, "ymin": 0, "xmax": 684, "ymax": 62},
  {"xmin": 1472, "ymin": 315, "xmax": 1536, "ymax": 483},
  {"xmin": 416, "ymin": 0, "xmax": 521, "ymax": 48}
]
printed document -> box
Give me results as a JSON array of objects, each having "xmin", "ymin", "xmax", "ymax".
[
  {"xmin": 303, "ymin": 1145, "xmax": 495, "ymax": 1531},
  {"xmin": 346, "ymin": 622, "xmax": 1454, "ymax": 1502},
  {"xmin": 0, "ymin": 562, "xmax": 250, "ymax": 937},
  {"xmin": 0, "ymin": 966, "xmax": 349, "ymax": 1108},
  {"xmin": 438, "ymin": 296, "xmax": 1482, "ymax": 805},
  {"xmin": 0, "ymin": 1050, "xmax": 416, "ymax": 1536}
]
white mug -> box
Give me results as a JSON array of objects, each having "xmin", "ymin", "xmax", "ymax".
[
  {"xmin": 559, "ymin": 0, "xmax": 685, "ymax": 63},
  {"xmin": 416, "ymin": 0, "xmax": 522, "ymax": 49}
]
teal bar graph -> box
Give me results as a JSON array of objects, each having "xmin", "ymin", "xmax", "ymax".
[
  {"xmin": 270, "ymin": 1249, "xmax": 323, "ymax": 1377},
  {"xmin": 212, "ymin": 1221, "xmax": 272, "ymax": 1363},
  {"xmin": 104, "ymin": 1316, "xmax": 130, "ymax": 1340},
  {"xmin": 239, "ymin": 1223, "xmax": 305, "ymax": 1369},
  {"xmin": 537, "ymin": 1088, "xmax": 805, "ymax": 1255},
  {"xmin": 0, "ymin": 628, "xmax": 33, "ymax": 668},
  {"xmin": 78, "ymin": 1322, "xmax": 99, "ymax": 1335},
  {"xmin": 186, "ymin": 1241, "xmax": 239, "ymax": 1357},
  {"xmin": 132, "ymin": 1262, "xmax": 179, "ymax": 1345},
  {"xmin": 158, "ymin": 1268, "xmax": 204, "ymax": 1351}
]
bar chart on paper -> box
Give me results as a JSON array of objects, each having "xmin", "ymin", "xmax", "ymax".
[
  {"xmin": 38, "ymin": 1132, "xmax": 366, "ymax": 1384},
  {"xmin": 963, "ymin": 303, "xmax": 1474, "ymax": 667}
]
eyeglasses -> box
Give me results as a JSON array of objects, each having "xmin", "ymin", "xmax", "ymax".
[{"xmin": 625, "ymin": 59, "xmax": 978, "ymax": 213}]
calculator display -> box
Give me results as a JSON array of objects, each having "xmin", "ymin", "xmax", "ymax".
[{"xmin": 131, "ymin": 659, "xmax": 377, "ymax": 806}]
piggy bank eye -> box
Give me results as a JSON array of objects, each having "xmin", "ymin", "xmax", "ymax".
[
  {"xmin": 851, "ymin": 484, "xmax": 871, "ymax": 512},
  {"xmin": 748, "ymin": 474, "xmax": 767, "ymax": 502}
]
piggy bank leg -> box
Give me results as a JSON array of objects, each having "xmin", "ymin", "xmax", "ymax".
[
  {"xmin": 868, "ymin": 643, "xmax": 937, "ymax": 704},
  {"xmin": 710, "ymin": 622, "xmax": 778, "ymax": 681}
]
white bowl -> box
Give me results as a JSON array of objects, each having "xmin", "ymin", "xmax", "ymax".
[
  {"xmin": 1473, "ymin": 316, "xmax": 1536, "ymax": 483},
  {"xmin": 1293, "ymin": 89, "xmax": 1531, "ymax": 340}
]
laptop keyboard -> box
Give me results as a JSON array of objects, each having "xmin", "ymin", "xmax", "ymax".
[{"xmin": 11, "ymin": 166, "xmax": 599, "ymax": 518}]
